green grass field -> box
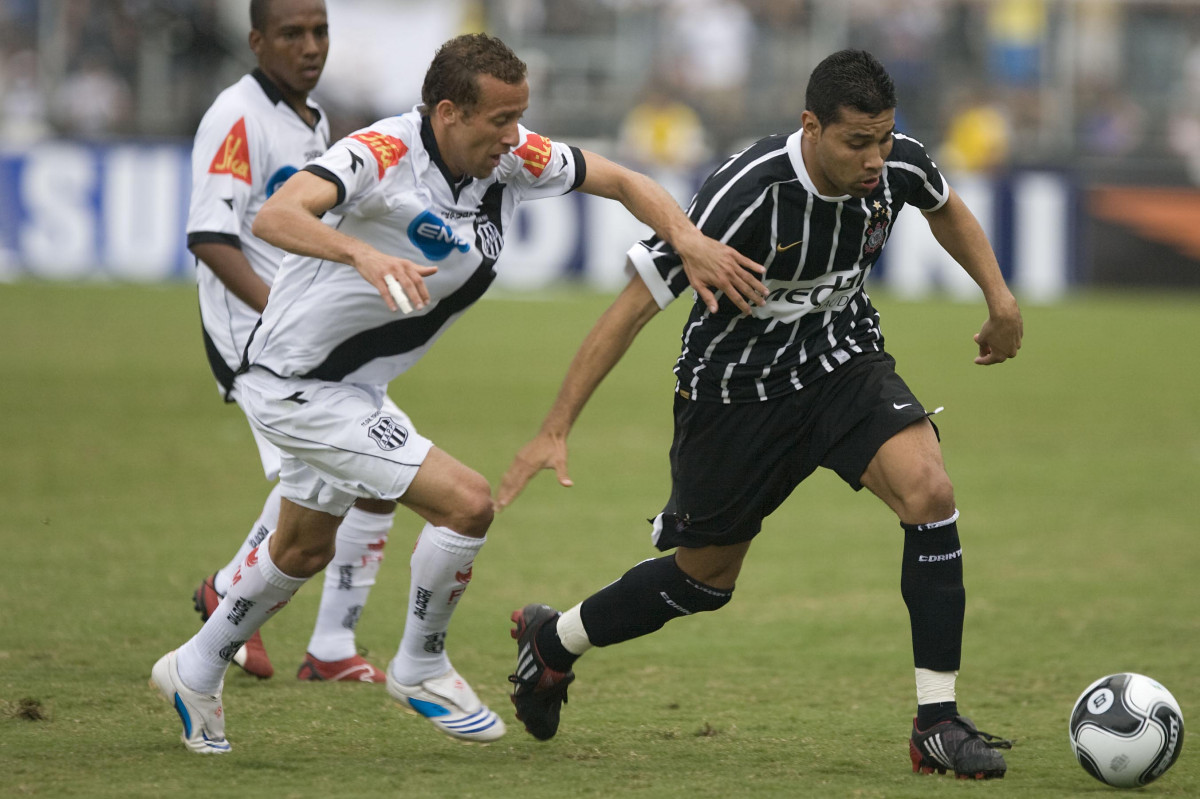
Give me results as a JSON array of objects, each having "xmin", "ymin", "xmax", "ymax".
[{"xmin": 1, "ymin": 283, "xmax": 1197, "ymax": 798}]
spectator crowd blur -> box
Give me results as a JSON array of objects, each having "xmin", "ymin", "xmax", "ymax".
[{"xmin": 3, "ymin": 0, "xmax": 1200, "ymax": 185}]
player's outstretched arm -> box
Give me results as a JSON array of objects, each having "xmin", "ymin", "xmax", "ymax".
[
  {"xmin": 253, "ymin": 171, "xmax": 436, "ymax": 313},
  {"xmin": 923, "ymin": 187, "xmax": 1023, "ymax": 364},
  {"xmin": 495, "ymin": 274, "xmax": 661, "ymax": 510},
  {"xmin": 575, "ymin": 150, "xmax": 766, "ymax": 315}
]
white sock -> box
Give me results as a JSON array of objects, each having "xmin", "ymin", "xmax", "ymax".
[
  {"xmin": 213, "ymin": 483, "xmax": 283, "ymax": 596},
  {"xmin": 177, "ymin": 533, "xmax": 307, "ymax": 694},
  {"xmin": 556, "ymin": 603, "xmax": 594, "ymax": 656},
  {"xmin": 390, "ymin": 524, "xmax": 484, "ymax": 685},
  {"xmin": 305, "ymin": 506, "xmax": 393, "ymax": 661},
  {"xmin": 915, "ymin": 667, "xmax": 959, "ymax": 705}
]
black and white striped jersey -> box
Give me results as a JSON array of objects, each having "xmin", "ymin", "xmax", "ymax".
[
  {"xmin": 628, "ymin": 129, "xmax": 948, "ymax": 403},
  {"xmin": 246, "ymin": 110, "xmax": 585, "ymax": 386}
]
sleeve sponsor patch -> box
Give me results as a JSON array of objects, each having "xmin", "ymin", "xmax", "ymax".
[
  {"xmin": 208, "ymin": 117, "xmax": 252, "ymax": 184},
  {"xmin": 349, "ymin": 131, "xmax": 409, "ymax": 179},
  {"xmin": 515, "ymin": 133, "xmax": 553, "ymax": 178}
]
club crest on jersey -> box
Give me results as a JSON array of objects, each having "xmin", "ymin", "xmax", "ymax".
[
  {"xmin": 514, "ymin": 132, "xmax": 553, "ymax": 177},
  {"xmin": 368, "ymin": 416, "xmax": 409, "ymax": 450},
  {"xmin": 349, "ymin": 131, "xmax": 408, "ymax": 179},
  {"xmin": 864, "ymin": 200, "xmax": 892, "ymax": 255},
  {"xmin": 266, "ymin": 165, "xmax": 298, "ymax": 197},
  {"xmin": 408, "ymin": 209, "xmax": 471, "ymax": 261},
  {"xmin": 476, "ymin": 219, "xmax": 503, "ymax": 260},
  {"xmin": 209, "ymin": 117, "xmax": 251, "ymax": 184}
]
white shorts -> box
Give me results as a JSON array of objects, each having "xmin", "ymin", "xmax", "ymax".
[{"xmin": 235, "ymin": 368, "xmax": 434, "ymax": 517}]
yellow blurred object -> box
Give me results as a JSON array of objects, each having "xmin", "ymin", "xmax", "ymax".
[{"xmin": 941, "ymin": 104, "xmax": 1011, "ymax": 173}]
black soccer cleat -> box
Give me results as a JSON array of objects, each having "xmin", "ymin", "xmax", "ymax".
[
  {"xmin": 909, "ymin": 715, "xmax": 1013, "ymax": 780},
  {"xmin": 508, "ymin": 604, "xmax": 575, "ymax": 741}
]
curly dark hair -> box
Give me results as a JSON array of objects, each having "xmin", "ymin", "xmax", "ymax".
[
  {"xmin": 805, "ymin": 49, "xmax": 896, "ymax": 126},
  {"xmin": 420, "ymin": 34, "xmax": 527, "ymax": 115}
]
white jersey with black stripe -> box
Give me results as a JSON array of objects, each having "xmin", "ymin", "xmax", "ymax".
[
  {"xmin": 186, "ymin": 70, "xmax": 330, "ymax": 392},
  {"xmin": 628, "ymin": 129, "xmax": 948, "ymax": 403},
  {"xmin": 246, "ymin": 109, "xmax": 585, "ymax": 386}
]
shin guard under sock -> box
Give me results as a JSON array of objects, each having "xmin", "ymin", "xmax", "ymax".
[
  {"xmin": 900, "ymin": 513, "xmax": 965, "ymax": 672},
  {"xmin": 578, "ymin": 555, "xmax": 732, "ymax": 647}
]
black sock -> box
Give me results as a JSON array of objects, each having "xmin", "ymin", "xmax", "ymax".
[
  {"xmin": 917, "ymin": 701, "xmax": 959, "ymax": 730},
  {"xmin": 900, "ymin": 517, "xmax": 965, "ymax": 671},
  {"xmin": 535, "ymin": 618, "xmax": 579, "ymax": 673},
  {"xmin": 578, "ymin": 554, "xmax": 733, "ymax": 647}
]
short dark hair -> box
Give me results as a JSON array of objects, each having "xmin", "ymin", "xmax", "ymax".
[
  {"xmin": 249, "ymin": 0, "xmax": 270, "ymax": 32},
  {"xmin": 805, "ymin": 49, "xmax": 896, "ymax": 126},
  {"xmin": 420, "ymin": 34, "xmax": 527, "ymax": 115}
]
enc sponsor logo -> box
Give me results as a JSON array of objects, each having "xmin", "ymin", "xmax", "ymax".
[
  {"xmin": 368, "ymin": 416, "xmax": 409, "ymax": 450},
  {"xmin": 266, "ymin": 165, "xmax": 298, "ymax": 197},
  {"xmin": 349, "ymin": 130, "xmax": 408, "ymax": 178},
  {"xmin": 413, "ymin": 586, "xmax": 432, "ymax": 620},
  {"xmin": 209, "ymin": 117, "xmax": 252, "ymax": 184},
  {"xmin": 918, "ymin": 548, "xmax": 963, "ymax": 563},
  {"xmin": 408, "ymin": 210, "xmax": 471, "ymax": 261},
  {"xmin": 514, "ymin": 132, "xmax": 553, "ymax": 177}
]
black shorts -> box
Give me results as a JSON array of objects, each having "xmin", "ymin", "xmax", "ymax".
[{"xmin": 651, "ymin": 351, "xmax": 938, "ymax": 551}]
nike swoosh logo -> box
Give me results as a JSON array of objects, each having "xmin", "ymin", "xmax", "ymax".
[
  {"xmin": 893, "ymin": 403, "xmax": 912, "ymax": 410},
  {"xmin": 776, "ymin": 240, "xmax": 802, "ymax": 252}
]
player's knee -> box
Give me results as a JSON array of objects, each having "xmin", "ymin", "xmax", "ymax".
[
  {"xmin": 273, "ymin": 537, "xmax": 336, "ymax": 578},
  {"xmin": 442, "ymin": 472, "xmax": 494, "ymax": 537},
  {"xmin": 899, "ymin": 468, "xmax": 955, "ymax": 525}
]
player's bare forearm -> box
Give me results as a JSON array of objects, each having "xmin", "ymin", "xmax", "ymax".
[
  {"xmin": 190, "ymin": 241, "xmax": 270, "ymax": 313},
  {"xmin": 576, "ymin": 150, "xmax": 765, "ymax": 314},
  {"xmin": 495, "ymin": 275, "xmax": 660, "ymax": 509},
  {"xmin": 253, "ymin": 171, "xmax": 434, "ymax": 312},
  {"xmin": 924, "ymin": 188, "xmax": 1023, "ymax": 364}
]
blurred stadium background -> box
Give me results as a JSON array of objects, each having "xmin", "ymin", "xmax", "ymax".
[{"xmin": 2, "ymin": 0, "xmax": 1199, "ymax": 297}]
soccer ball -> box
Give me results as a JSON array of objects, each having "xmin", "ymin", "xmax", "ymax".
[{"xmin": 1069, "ymin": 673, "xmax": 1185, "ymax": 788}]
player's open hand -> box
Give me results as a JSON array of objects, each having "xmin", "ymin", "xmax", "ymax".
[
  {"xmin": 974, "ymin": 304, "xmax": 1023, "ymax": 365},
  {"xmin": 675, "ymin": 229, "xmax": 767, "ymax": 315},
  {"xmin": 494, "ymin": 433, "xmax": 573, "ymax": 511}
]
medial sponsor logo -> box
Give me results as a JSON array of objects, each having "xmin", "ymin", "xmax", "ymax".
[
  {"xmin": 761, "ymin": 268, "xmax": 869, "ymax": 320},
  {"xmin": 266, "ymin": 165, "xmax": 298, "ymax": 197},
  {"xmin": 209, "ymin": 117, "xmax": 252, "ymax": 184},
  {"xmin": 368, "ymin": 416, "xmax": 409, "ymax": 450},
  {"xmin": 407, "ymin": 209, "xmax": 471, "ymax": 261},
  {"xmin": 349, "ymin": 130, "xmax": 408, "ymax": 178},
  {"xmin": 413, "ymin": 586, "xmax": 432, "ymax": 620},
  {"xmin": 514, "ymin": 132, "xmax": 553, "ymax": 177}
]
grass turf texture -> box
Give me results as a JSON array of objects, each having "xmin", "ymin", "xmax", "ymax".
[{"xmin": 1, "ymin": 282, "xmax": 1197, "ymax": 798}]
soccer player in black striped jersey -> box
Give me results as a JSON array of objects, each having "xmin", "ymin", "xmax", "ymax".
[
  {"xmin": 501, "ymin": 50, "xmax": 1023, "ymax": 778},
  {"xmin": 152, "ymin": 33, "xmax": 763, "ymax": 754}
]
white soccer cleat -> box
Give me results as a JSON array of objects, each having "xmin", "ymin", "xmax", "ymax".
[
  {"xmin": 387, "ymin": 663, "xmax": 506, "ymax": 742},
  {"xmin": 150, "ymin": 651, "xmax": 232, "ymax": 754}
]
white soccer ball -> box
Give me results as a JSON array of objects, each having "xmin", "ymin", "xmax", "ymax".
[{"xmin": 1069, "ymin": 672, "xmax": 1185, "ymax": 789}]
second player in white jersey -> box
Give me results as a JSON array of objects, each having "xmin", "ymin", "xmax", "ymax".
[{"xmin": 187, "ymin": 69, "xmax": 329, "ymax": 395}]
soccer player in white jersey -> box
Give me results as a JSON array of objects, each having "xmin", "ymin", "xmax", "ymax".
[
  {"xmin": 498, "ymin": 50, "xmax": 1023, "ymax": 779},
  {"xmin": 183, "ymin": 0, "xmax": 393, "ymax": 684},
  {"xmin": 151, "ymin": 33, "xmax": 764, "ymax": 753}
]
